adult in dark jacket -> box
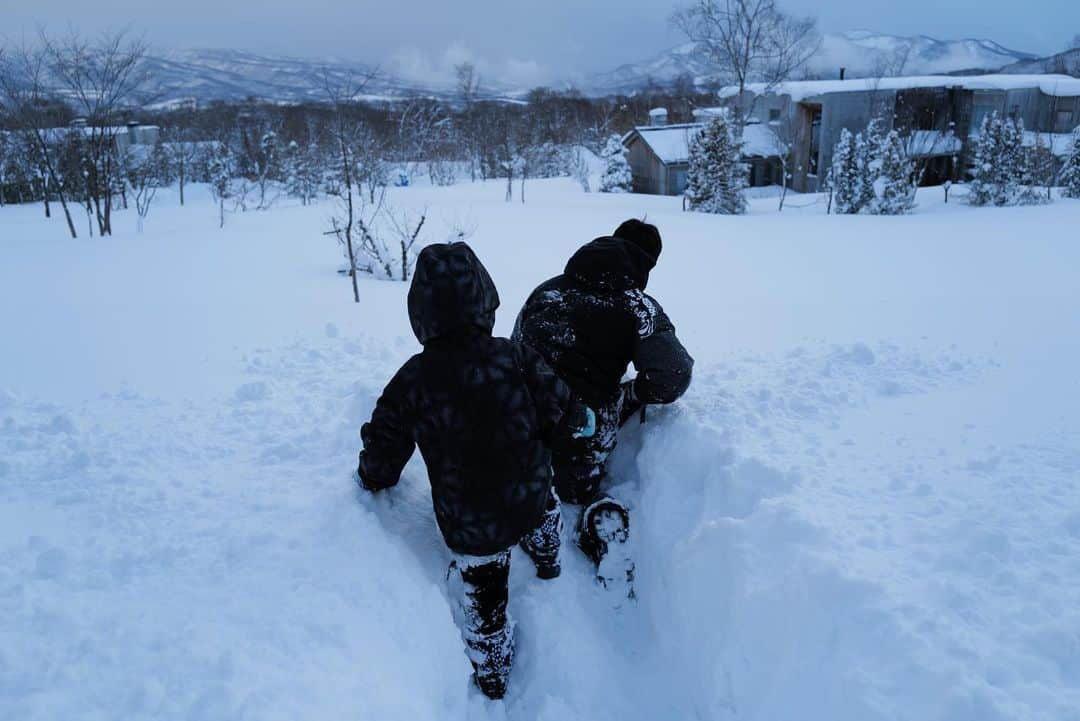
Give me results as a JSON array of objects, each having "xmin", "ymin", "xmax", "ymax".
[
  {"xmin": 357, "ymin": 242, "xmax": 588, "ymax": 699},
  {"xmin": 513, "ymin": 219, "xmax": 693, "ymax": 590}
]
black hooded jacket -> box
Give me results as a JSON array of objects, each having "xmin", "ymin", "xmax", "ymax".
[
  {"xmin": 358, "ymin": 242, "xmax": 577, "ymax": 556},
  {"xmin": 513, "ymin": 237, "xmax": 693, "ymax": 410}
]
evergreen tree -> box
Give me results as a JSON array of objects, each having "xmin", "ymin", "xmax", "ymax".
[
  {"xmin": 1018, "ymin": 140, "xmax": 1055, "ymax": 205},
  {"xmin": 284, "ymin": 140, "xmax": 322, "ymax": 206},
  {"xmin": 685, "ymin": 109, "xmax": 748, "ymax": 215},
  {"xmin": 871, "ymin": 129, "xmax": 915, "ymax": 215},
  {"xmin": 599, "ymin": 134, "xmax": 632, "ymax": 193},
  {"xmin": 1059, "ymin": 126, "xmax": 1080, "ymax": 199},
  {"xmin": 207, "ymin": 142, "xmax": 235, "ymax": 228},
  {"xmin": 968, "ymin": 113, "xmax": 1024, "ymax": 207},
  {"xmin": 830, "ymin": 127, "xmax": 875, "ymax": 215}
]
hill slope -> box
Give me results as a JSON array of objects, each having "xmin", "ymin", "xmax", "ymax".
[{"xmin": 2, "ymin": 181, "xmax": 1079, "ymax": 719}]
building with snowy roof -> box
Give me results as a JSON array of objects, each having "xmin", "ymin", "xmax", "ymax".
[
  {"xmin": 711, "ymin": 74, "xmax": 1080, "ymax": 193},
  {"xmin": 622, "ymin": 113, "xmax": 784, "ymax": 195}
]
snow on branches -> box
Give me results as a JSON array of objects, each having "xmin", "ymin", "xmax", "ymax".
[
  {"xmin": 1059, "ymin": 126, "xmax": 1080, "ymax": 200},
  {"xmin": 599, "ymin": 135, "xmax": 632, "ymax": 193},
  {"xmin": 685, "ymin": 109, "xmax": 748, "ymax": 215}
]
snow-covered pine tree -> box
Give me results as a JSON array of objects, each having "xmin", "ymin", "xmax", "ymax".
[
  {"xmin": 871, "ymin": 129, "xmax": 915, "ymax": 215},
  {"xmin": 684, "ymin": 109, "xmax": 748, "ymax": 215},
  {"xmin": 1059, "ymin": 126, "xmax": 1080, "ymax": 199},
  {"xmin": 968, "ymin": 113, "xmax": 1024, "ymax": 207},
  {"xmin": 284, "ymin": 140, "xmax": 322, "ymax": 206},
  {"xmin": 207, "ymin": 142, "xmax": 235, "ymax": 228},
  {"xmin": 1018, "ymin": 138, "xmax": 1055, "ymax": 205},
  {"xmin": 599, "ymin": 135, "xmax": 632, "ymax": 193},
  {"xmin": 830, "ymin": 128, "xmax": 873, "ymax": 215}
]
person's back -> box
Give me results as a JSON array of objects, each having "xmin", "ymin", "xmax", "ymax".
[
  {"xmin": 513, "ymin": 220, "xmax": 693, "ymax": 594},
  {"xmin": 515, "ymin": 237, "xmax": 648, "ymax": 409},
  {"xmin": 357, "ymin": 242, "xmax": 582, "ymax": 698}
]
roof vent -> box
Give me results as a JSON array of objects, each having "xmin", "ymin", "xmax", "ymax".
[{"xmin": 649, "ymin": 107, "xmax": 668, "ymax": 127}]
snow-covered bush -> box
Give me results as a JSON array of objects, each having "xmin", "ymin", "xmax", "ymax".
[
  {"xmin": 283, "ymin": 140, "xmax": 323, "ymax": 206},
  {"xmin": 1059, "ymin": 126, "xmax": 1080, "ymax": 199},
  {"xmin": 599, "ymin": 135, "xmax": 632, "ymax": 193},
  {"xmin": 685, "ymin": 109, "xmax": 748, "ymax": 215},
  {"xmin": 870, "ymin": 129, "xmax": 915, "ymax": 215},
  {"xmin": 967, "ymin": 113, "xmax": 1024, "ymax": 207}
]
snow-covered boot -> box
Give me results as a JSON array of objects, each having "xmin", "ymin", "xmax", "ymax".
[
  {"xmin": 447, "ymin": 550, "xmax": 516, "ymax": 700},
  {"xmin": 578, "ymin": 497, "xmax": 635, "ymax": 599},
  {"xmin": 519, "ymin": 489, "xmax": 563, "ymax": 579}
]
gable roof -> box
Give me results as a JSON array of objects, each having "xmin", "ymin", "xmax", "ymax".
[{"xmin": 624, "ymin": 123, "xmax": 702, "ymax": 164}]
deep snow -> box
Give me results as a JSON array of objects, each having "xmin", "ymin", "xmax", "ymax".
[{"xmin": 2, "ymin": 180, "xmax": 1079, "ymax": 720}]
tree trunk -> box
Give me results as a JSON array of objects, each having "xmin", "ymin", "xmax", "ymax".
[{"xmin": 778, "ymin": 163, "xmax": 789, "ymax": 212}]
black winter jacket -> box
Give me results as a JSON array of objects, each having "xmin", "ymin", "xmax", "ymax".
[
  {"xmin": 513, "ymin": 237, "xmax": 693, "ymax": 410},
  {"xmin": 358, "ymin": 243, "xmax": 576, "ymax": 556}
]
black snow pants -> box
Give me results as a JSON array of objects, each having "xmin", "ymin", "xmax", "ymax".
[{"xmin": 446, "ymin": 549, "xmax": 515, "ymax": 699}]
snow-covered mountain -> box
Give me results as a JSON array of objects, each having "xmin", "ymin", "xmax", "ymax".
[
  {"xmin": 137, "ymin": 48, "xmax": 521, "ymax": 107},
  {"xmin": 586, "ymin": 31, "xmax": 1037, "ymax": 93},
  {"xmin": 998, "ymin": 47, "xmax": 1080, "ymax": 76},
  {"xmin": 134, "ymin": 33, "xmax": 1041, "ymax": 107},
  {"xmin": 814, "ymin": 31, "xmax": 1038, "ymax": 78}
]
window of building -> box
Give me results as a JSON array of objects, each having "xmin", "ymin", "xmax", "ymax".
[
  {"xmin": 673, "ymin": 169, "xmax": 688, "ymax": 195},
  {"xmin": 1056, "ymin": 109, "xmax": 1075, "ymax": 133},
  {"xmin": 808, "ymin": 108, "xmax": 822, "ymax": 176},
  {"xmin": 768, "ymin": 109, "xmax": 781, "ymax": 122},
  {"xmin": 971, "ymin": 106, "xmax": 996, "ymax": 133}
]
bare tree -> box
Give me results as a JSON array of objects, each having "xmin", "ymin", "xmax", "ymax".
[
  {"xmin": 673, "ymin": 0, "xmax": 819, "ymax": 122},
  {"xmin": 322, "ymin": 68, "xmax": 378, "ymax": 304},
  {"xmin": 122, "ymin": 143, "xmax": 166, "ymax": 233},
  {"xmin": 1068, "ymin": 34, "xmax": 1080, "ymax": 51},
  {"xmin": 455, "ymin": 62, "xmax": 482, "ymax": 181},
  {"xmin": 161, "ymin": 118, "xmax": 201, "ymax": 206},
  {"xmin": 871, "ymin": 43, "xmax": 912, "ymax": 78},
  {"xmin": 765, "ymin": 110, "xmax": 799, "ymax": 210},
  {"xmin": 42, "ymin": 29, "xmax": 150, "ymax": 236},
  {"xmin": 0, "ymin": 45, "xmax": 79, "ymax": 237}
]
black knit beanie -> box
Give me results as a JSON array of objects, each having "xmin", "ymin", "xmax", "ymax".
[{"xmin": 613, "ymin": 219, "xmax": 662, "ymax": 263}]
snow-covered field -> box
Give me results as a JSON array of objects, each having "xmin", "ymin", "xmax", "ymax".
[{"xmin": 2, "ymin": 180, "xmax": 1079, "ymax": 721}]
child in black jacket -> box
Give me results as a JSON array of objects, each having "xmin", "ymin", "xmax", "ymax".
[{"xmin": 357, "ymin": 242, "xmax": 591, "ymax": 699}]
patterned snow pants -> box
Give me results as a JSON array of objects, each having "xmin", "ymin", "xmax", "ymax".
[{"xmin": 446, "ymin": 549, "xmax": 515, "ymax": 699}]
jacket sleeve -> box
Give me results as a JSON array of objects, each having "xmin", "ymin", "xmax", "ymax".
[
  {"xmin": 357, "ymin": 360, "xmax": 417, "ymax": 491},
  {"xmin": 630, "ymin": 294, "xmax": 694, "ymax": 405},
  {"xmin": 515, "ymin": 343, "xmax": 581, "ymax": 444}
]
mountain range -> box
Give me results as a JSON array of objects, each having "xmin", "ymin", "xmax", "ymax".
[
  {"xmin": 136, "ymin": 32, "xmax": 1047, "ymax": 107},
  {"xmin": 589, "ymin": 31, "xmax": 1038, "ymax": 93}
]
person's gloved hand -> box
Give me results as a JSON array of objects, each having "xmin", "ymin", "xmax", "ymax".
[{"xmin": 572, "ymin": 406, "xmax": 597, "ymax": 440}]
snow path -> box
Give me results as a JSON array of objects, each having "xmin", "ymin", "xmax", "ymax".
[
  {"xmin": 3, "ymin": 182, "xmax": 1080, "ymax": 719},
  {"xmin": 0, "ymin": 332, "xmax": 1000, "ymax": 720}
]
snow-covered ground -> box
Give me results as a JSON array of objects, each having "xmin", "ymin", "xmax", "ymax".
[{"xmin": 2, "ymin": 180, "xmax": 1079, "ymax": 721}]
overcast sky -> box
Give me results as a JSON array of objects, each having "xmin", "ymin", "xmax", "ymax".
[{"xmin": 3, "ymin": 0, "xmax": 1077, "ymax": 85}]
